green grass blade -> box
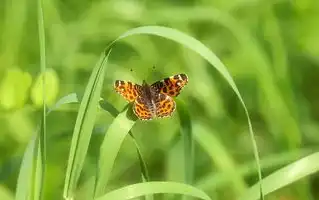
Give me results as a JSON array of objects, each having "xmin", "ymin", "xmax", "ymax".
[
  {"xmin": 94, "ymin": 106, "xmax": 137, "ymax": 197},
  {"xmin": 15, "ymin": 136, "xmax": 36, "ymax": 200},
  {"xmin": 95, "ymin": 182, "xmax": 212, "ymax": 200},
  {"xmin": 47, "ymin": 93, "xmax": 78, "ymax": 114},
  {"xmin": 196, "ymin": 148, "xmax": 313, "ymax": 191},
  {"xmin": 99, "ymin": 99, "xmax": 151, "ymax": 183},
  {"xmin": 107, "ymin": 25, "xmax": 263, "ymax": 197},
  {"xmin": 0, "ymin": 185, "xmax": 13, "ymax": 200},
  {"xmin": 63, "ymin": 50, "xmax": 110, "ymax": 199},
  {"xmin": 193, "ymin": 122, "xmax": 247, "ymax": 194},
  {"xmin": 238, "ymin": 152, "xmax": 319, "ymax": 200},
  {"xmin": 176, "ymin": 99, "xmax": 193, "ymax": 184},
  {"xmin": 15, "ymin": 94, "xmax": 80, "ymax": 200},
  {"xmin": 34, "ymin": 0, "xmax": 47, "ymax": 198}
]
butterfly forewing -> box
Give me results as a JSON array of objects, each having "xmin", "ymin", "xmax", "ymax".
[
  {"xmin": 151, "ymin": 73, "xmax": 188, "ymax": 97},
  {"xmin": 114, "ymin": 80, "xmax": 142, "ymax": 102}
]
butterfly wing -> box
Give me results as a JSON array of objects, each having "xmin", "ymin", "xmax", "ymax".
[
  {"xmin": 155, "ymin": 93, "xmax": 176, "ymax": 118},
  {"xmin": 133, "ymin": 96, "xmax": 155, "ymax": 120},
  {"xmin": 151, "ymin": 74, "xmax": 188, "ymax": 97},
  {"xmin": 114, "ymin": 80, "xmax": 142, "ymax": 102}
]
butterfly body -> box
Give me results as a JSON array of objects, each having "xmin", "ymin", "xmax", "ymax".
[{"xmin": 114, "ymin": 74, "xmax": 188, "ymax": 120}]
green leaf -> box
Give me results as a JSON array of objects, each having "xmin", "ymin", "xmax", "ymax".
[
  {"xmin": 239, "ymin": 152, "xmax": 319, "ymax": 200},
  {"xmin": 63, "ymin": 50, "xmax": 110, "ymax": 199},
  {"xmin": 93, "ymin": 105, "xmax": 137, "ymax": 197},
  {"xmin": 95, "ymin": 182, "xmax": 212, "ymax": 200}
]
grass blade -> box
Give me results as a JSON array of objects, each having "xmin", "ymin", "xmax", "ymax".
[
  {"xmin": 94, "ymin": 106, "xmax": 137, "ymax": 197},
  {"xmin": 107, "ymin": 25, "xmax": 263, "ymax": 197},
  {"xmin": 15, "ymin": 94, "xmax": 79, "ymax": 200},
  {"xmin": 99, "ymin": 100, "xmax": 152, "ymax": 200},
  {"xmin": 99, "ymin": 99, "xmax": 150, "ymax": 181},
  {"xmin": 31, "ymin": 0, "xmax": 47, "ymax": 199},
  {"xmin": 176, "ymin": 99, "xmax": 193, "ymax": 185},
  {"xmin": 63, "ymin": 50, "xmax": 110, "ymax": 199},
  {"xmin": 239, "ymin": 152, "xmax": 319, "ymax": 200},
  {"xmin": 193, "ymin": 122, "xmax": 247, "ymax": 194},
  {"xmin": 15, "ymin": 136, "xmax": 36, "ymax": 200},
  {"xmin": 47, "ymin": 93, "xmax": 78, "ymax": 114},
  {"xmin": 95, "ymin": 182, "xmax": 212, "ymax": 200}
]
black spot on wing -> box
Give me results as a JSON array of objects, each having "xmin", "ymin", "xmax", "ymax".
[{"xmin": 180, "ymin": 74, "xmax": 188, "ymax": 81}]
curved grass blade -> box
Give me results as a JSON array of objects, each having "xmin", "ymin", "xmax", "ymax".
[
  {"xmin": 63, "ymin": 50, "xmax": 110, "ymax": 199},
  {"xmin": 193, "ymin": 122, "xmax": 247, "ymax": 194},
  {"xmin": 106, "ymin": 25, "xmax": 263, "ymax": 198},
  {"xmin": 99, "ymin": 99, "xmax": 151, "ymax": 183},
  {"xmin": 238, "ymin": 152, "xmax": 319, "ymax": 200},
  {"xmin": 196, "ymin": 148, "xmax": 313, "ymax": 191},
  {"xmin": 93, "ymin": 105, "xmax": 137, "ymax": 197},
  {"xmin": 47, "ymin": 93, "xmax": 78, "ymax": 115},
  {"xmin": 15, "ymin": 93, "xmax": 79, "ymax": 200},
  {"xmin": 95, "ymin": 182, "xmax": 212, "ymax": 200}
]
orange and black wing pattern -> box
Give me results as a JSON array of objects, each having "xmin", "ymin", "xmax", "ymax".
[
  {"xmin": 133, "ymin": 95, "xmax": 155, "ymax": 120},
  {"xmin": 151, "ymin": 74, "xmax": 188, "ymax": 97},
  {"xmin": 114, "ymin": 80, "xmax": 141, "ymax": 102},
  {"xmin": 155, "ymin": 93, "xmax": 176, "ymax": 118}
]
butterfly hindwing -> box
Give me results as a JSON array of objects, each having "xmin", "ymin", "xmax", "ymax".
[
  {"xmin": 133, "ymin": 96, "xmax": 155, "ymax": 120},
  {"xmin": 155, "ymin": 93, "xmax": 176, "ymax": 118},
  {"xmin": 151, "ymin": 73, "xmax": 188, "ymax": 97},
  {"xmin": 114, "ymin": 80, "xmax": 141, "ymax": 102}
]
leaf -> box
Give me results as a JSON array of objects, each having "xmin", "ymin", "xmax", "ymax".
[
  {"xmin": 63, "ymin": 50, "xmax": 110, "ymax": 199},
  {"xmin": 239, "ymin": 152, "xmax": 319, "ymax": 200},
  {"xmin": 95, "ymin": 182, "xmax": 212, "ymax": 200}
]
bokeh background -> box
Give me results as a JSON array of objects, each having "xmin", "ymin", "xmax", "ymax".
[{"xmin": 1, "ymin": 0, "xmax": 319, "ymax": 199}]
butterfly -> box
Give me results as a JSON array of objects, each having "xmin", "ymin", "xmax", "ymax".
[{"xmin": 114, "ymin": 74, "xmax": 188, "ymax": 120}]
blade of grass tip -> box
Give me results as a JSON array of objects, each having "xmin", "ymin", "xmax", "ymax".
[
  {"xmin": 63, "ymin": 49, "xmax": 110, "ymax": 199},
  {"xmin": 239, "ymin": 152, "xmax": 319, "ymax": 200},
  {"xmin": 107, "ymin": 26, "xmax": 263, "ymax": 198},
  {"xmin": 176, "ymin": 99, "xmax": 193, "ymax": 185},
  {"xmin": 47, "ymin": 93, "xmax": 78, "ymax": 115},
  {"xmin": 95, "ymin": 182, "xmax": 212, "ymax": 200},
  {"xmin": 15, "ymin": 94, "xmax": 80, "ymax": 200},
  {"xmin": 94, "ymin": 105, "xmax": 137, "ymax": 197}
]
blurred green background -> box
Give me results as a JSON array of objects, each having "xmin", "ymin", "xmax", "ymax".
[{"xmin": 1, "ymin": 0, "xmax": 319, "ymax": 199}]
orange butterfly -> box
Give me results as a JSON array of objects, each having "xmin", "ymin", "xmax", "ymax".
[{"xmin": 114, "ymin": 74, "xmax": 188, "ymax": 120}]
